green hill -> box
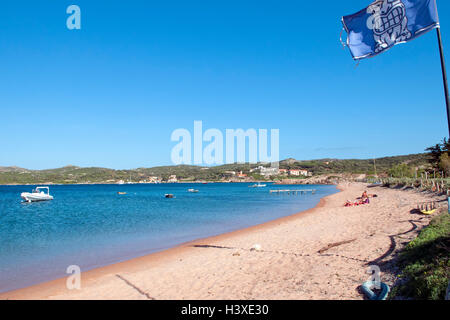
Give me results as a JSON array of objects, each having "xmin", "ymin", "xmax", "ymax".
[
  {"xmin": 0, "ymin": 153, "xmax": 431, "ymax": 185},
  {"xmin": 281, "ymin": 153, "xmax": 430, "ymax": 176}
]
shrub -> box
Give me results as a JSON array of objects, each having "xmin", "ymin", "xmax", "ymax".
[{"xmin": 391, "ymin": 213, "xmax": 450, "ymax": 300}]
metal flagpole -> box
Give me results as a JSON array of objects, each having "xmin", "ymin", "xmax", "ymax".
[
  {"xmin": 437, "ymin": 27, "xmax": 450, "ymax": 138},
  {"xmin": 436, "ymin": 26, "xmax": 450, "ymax": 215}
]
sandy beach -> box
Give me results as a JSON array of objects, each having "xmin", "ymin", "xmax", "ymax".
[{"xmin": 0, "ymin": 182, "xmax": 445, "ymax": 300}]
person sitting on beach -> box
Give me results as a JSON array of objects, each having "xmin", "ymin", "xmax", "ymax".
[{"xmin": 358, "ymin": 191, "xmax": 378, "ymax": 199}]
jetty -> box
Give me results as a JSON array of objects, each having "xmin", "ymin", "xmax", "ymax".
[{"xmin": 270, "ymin": 189, "xmax": 316, "ymax": 195}]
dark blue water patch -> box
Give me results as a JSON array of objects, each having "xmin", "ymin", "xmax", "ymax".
[{"xmin": 0, "ymin": 183, "xmax": 338, "ymax": 293}]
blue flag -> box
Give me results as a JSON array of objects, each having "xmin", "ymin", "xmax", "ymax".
[{"xmin": 342, "ymin": 0, "xmax": 440, "ymax": 60}]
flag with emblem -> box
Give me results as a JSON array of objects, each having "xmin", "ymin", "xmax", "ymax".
[{"xmin": 341, "ymin": 0, "xmax": 439, "ymax": 60}]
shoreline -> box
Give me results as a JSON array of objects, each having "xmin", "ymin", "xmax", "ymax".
[
  {"xmin": 0, "ymin": 186, "xmax": 338, "ymax": 299},
  {"xmin": 0, "ymin": 181, "xmax": 326, "ymax": 186},
  {"xmin": 1, "ymin": 183, "xmax": 442, "ymax": 300}
]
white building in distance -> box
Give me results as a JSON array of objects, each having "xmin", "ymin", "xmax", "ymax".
[{"xmin": 167, "ymin": 175, "xmax": 178, "ymax": 183}]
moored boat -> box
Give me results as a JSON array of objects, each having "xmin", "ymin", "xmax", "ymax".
[
  {"xmin": 21, "ymin": 187, "xmax": 54, "ymax": 203},
  {"xmin": 249, "ymin": 182, "xmax": 267, "ymax": 188}
]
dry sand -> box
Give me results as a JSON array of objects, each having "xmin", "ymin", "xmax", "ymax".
[{"xmin": 0, "ymin": 182, "xmax": 445, "ymax": 300}]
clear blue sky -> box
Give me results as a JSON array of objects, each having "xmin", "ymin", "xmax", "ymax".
[{"xmin": 1, "ymin": 0, "xmax": 450, "ymax": 169}]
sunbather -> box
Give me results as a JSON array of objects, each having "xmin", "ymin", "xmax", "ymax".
[
  {"xmin": 344, "ymin": 196, "xmax": 370, "ymax": 207},
  {"xmin": 344, "ymin": 200, "xmax": 354, "ymax": 207}
]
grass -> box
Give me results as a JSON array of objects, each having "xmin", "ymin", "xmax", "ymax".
[{"xmin": 390, "ymin": 212, "xmax": 450, "ymax": 300}]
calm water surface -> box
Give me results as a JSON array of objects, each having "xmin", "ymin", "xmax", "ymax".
[{"xmin": 0, "ymin": 183, "xmax": 338, "ymax": 293}]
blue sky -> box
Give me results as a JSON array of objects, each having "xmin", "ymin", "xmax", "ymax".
[{"xmin": 1, "ymin": 0, "xmax": 449, "ymax": 169}]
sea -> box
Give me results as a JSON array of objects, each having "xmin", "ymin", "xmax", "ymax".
[{"xmin": 0, "ymin": 183, "xmax": 338, "ymax": 293}]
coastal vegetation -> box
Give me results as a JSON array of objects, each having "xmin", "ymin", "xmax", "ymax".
[
  {"xmin": 426, "ymin": 138, "xmax": 450, "ymax": 177},
  {"xmin": 391, "ymin": 212, "xmax": 450, "ymax": 300},
  {"xmin": 0, "ymin": 153, "xmax": 433, "ymax": 185},
  {"xmin": 371, "ymin": 139, "xmax": 450, "ymax": 193},
  {"xmin": 383, "ymin": 139, "xmax": 450, "ymax": 180},
  {"xmin": 378, "ymin": 177, "xmax": 450, "ymax": 193}
]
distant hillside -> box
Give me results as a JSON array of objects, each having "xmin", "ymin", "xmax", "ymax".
[
  {"xmin": 0, "ymin": 153, "xmax": 431, "ymax": 185},
  {"xmin": 280, "ymin": 153, "xmax": 430, "ymax": 176},
  {"xmin": 0, "ymin": 166, "xmax": 30, "ymax": 173}
]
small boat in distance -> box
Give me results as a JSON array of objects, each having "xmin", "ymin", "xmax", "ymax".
[
  {"xmin": 188, "ymin": 189, "xmax": 199, "ymax": 193},
  {"xmin": 21, "ymin": 187, "xmax": 54, "ymax": 203},
  {"xmin": 249, "ymin": 182, "xmax": 267, "ymax": 188},
  {"xmin": 165, "ymin": 194, "xmax": 174, "ymax": 198},
  {"xmin": 117, "ymin": 192, "xmax": 127, "ymax": 195}
]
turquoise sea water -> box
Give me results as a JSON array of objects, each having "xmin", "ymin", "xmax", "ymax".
[{"xmin": 0, "ymin": 183, "xmax": 338, "ymax": 293}]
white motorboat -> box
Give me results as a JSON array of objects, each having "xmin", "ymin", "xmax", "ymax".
[
  {"xmin": 21, "ymin": 187, "xmax": 54, "ymax": 203},
  {"xmin": 188, "ymin": 189, "xmax": 199, "ymax": 193},
  {"xmin": 249, "ymin": 182, "xmax": 267, "ymax": 188}
]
